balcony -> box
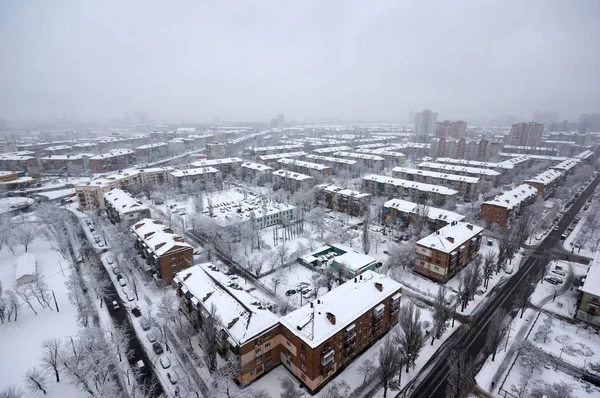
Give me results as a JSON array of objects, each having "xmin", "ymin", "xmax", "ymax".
[{"xmin": 321, "ymin": 346, "xmax": 334, "ymax": 370}]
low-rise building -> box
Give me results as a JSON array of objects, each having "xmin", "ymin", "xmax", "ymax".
[
  {"xmin": 89, "ymin": 149, "xmax": 135, "ymax": 173},
  {"xmin": 331, "ymin": 251, "xmax": 378, "ymax": 279},
  {"xmin": 574, "ymin": 150, "xmax": 594, "ymax": 163},
  {"xmin": 16, "ymin": 253, "xmax": 37, "ymax": 285},
  {"xmin": 169, "ymin": 167, "xmax": 218, "ymax": 188},
  {"xmin": 524, "ymin": 169, "xmax": 564, "ymax": 198},
  {"xmin": 0, "ymin": 153, "xmax": 39, "ymax": 175},
  {"xmin": 131, "ymin": 218, "xmax": 193, "ymax": 283},
  {"xmin": 272, "ymin": 169, "xmax": 315, "ymax": 192},
  {"xmin": 279, "ymin": 271, "xmax": 402, "ymax": 393},
  {"xmin": 355, "ymin": 149, "xmax": 406, "ymax": 167},
  {"xmin": 576, "ymin": 252, "xmax": 600, "ymax": 326},
  {"xmin": 104, "ymin": 189, "xmax": 151, "ymax": 226},
  {"xmin": 392, "ymin": 167, "xmax": 480, "ymax": 200},
  {"xmin": 304, "ymin": 154, "xmax": 357, "ymax": 174},
  {"xmin": 40, "ymin": 153, "xmax": 93, "ymax": 173},
  {"xmin": 174, "ymin": 263, "xmax": 280, "ymax": 385},
  {"xmin": 256, "ymin": 151, "xmax": 307, "ymax": 167},
  {"xmin": 311, "ymin": 146, "xmax": 353, "ymax": 154},
  {"xmin": 277, "ymin": 158, "xmax": 332, "ymax": 177},
  {"xmin": 240, "ymin": 162, "xmax": 274, "ymax": 185},
  {"xmin": 135, "ymin": 142, "xmax": 169, "ymax": 162},
  {"xmin": 315, "ymin": 184, "xmax": 371, "ymax": 216},
  {"xmin": 382, "ymin": 198, "xmax": 465, "ymax": 230},
  {"xmin": 417, "ymin": 161, "xmax": 500, "ymax": 185},
  {"xmin": 415, "ymin": 221, "xmax": 483, "ymax": 283},
  {"xmin": 550, "ymin": 158, "xmax": 581, "ymax": 175},
  {"xmin": 333, "ymin": 152, "xmax": 385, "ymax": 171},
  {"xmin": 76, "ymin": 170, "xmax": 143, "ymax": 210},
  {"xmin": 250, "ymin": 144, "xmax": 305, "ymax": 156},
  {"xmin": 190, "ymin": 157, "xmax": 243, "ymax": 174},
  {"xmin": 362, "ymin": 174, "xmax": 458, "ymax": 206},
  {"xmin": 479, "ymin": 184, "xmax": 539, "ymax": 228}
]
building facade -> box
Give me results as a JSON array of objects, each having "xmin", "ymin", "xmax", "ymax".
[
  {"xmin": 479, "ymin": 184, "xmax": 538, "ymax": 228},
  {"xmin": 104, "ymin": 189, "xmax": 151, "ymax": 226},
  {"xmin": 382, "ymin": 199, "xmax": 465, "ymax": 231},
  {"xmin": 315, "ymin": 184, "xmax": 372, "ymax": 216},
  {"xmin": 362, "ymin": 174, "xmax": 458, "ymax": 206},
  {"xmin": 414, "ymin": 109, "xmax": 438, "ymax": 142},
  {"xmin": 392, "ymin": 167, "xmax": 480, "ymax": 200},
  {"xmin": 508, "ymin": 122, "xmax": 544, "ymax": 147}
]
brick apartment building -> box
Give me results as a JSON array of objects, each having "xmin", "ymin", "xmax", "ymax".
[
  {"xmin": 169, "ymin": 167, "xmax": 218, "ymax": 189},
  {"xmin": 479, "ymin": 184, "xmax": 539, "ymax": 228},
  {"xmin": 240, "ymin": 162, "xmax": 274, "ymax": 185},
  {"xmin": 417, "ymin": 161, "xmax": 501, "ymax": 185},
  {"xmin": 272, "ymin": 169, "xmax": 315, "ymax": 192},
  {"xmin": 333, "ymin": 152, "xmax": 385, "ymax": 172},
  {"xmin": 315, "ymin": 184, "xmax": 372, "ymax": 216},
  {"xmin": 190, "ymin": 157, "xmax": 243, "ymax": 174},
  {"xmin": 256, "ymin": 152, "xmax": 307, "ymax": 167},
  {"xmin": 382, "ymin": 198, "xmax": 465, "ymax": 231},
  {"xmin": 104, "ymin": 188, "xmax": 151, "ymax": 227},
  {"xmin": 135, "ymin": 142, "xmax": 169, "ymax": 162},
  {"xmin": 131, "ymin": 218, "xmax": 193, "ymax": 283},
  {"xmin": 0, "ymin": 152, "xmax": 40, "ymax": 175},
  {"xmin": 392, "ymin": 167, "xmax": 480, "ymax": 200},
  {"xmin": 304, "ymin": 154, "xmax": 357, "ymax": 174},
  {"xmin": 89, "ymin": 149, "xmax": 135, "ymax": 173},
  {"xmin": 415, "ymin": 222, "xmax": 483, "ymax": 283},
  {"xmin": 524, "ymin": 169, "xmax": 564, "ymax": 198},
  {"xmin": 277, "ymin": 158, "xmax": 332, "ymax": 178},
  {"xmin": 508, "ymin": 122, "xmax": 544, "ymax": 147},
  {"xmin": 362, "ymin": 174, "xmax": 458, "ymax": 207},
  {"xmin": 40, "ymin": 153, "xmax": 92, "ymax": 173}
]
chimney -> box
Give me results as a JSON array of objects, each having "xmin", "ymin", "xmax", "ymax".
[
  {"xmin": 446, "ymin": 236, "xmax": 454, "ymax": 243},
  {"xmin": 360, "ymin": 274, "xmax": 363, "ymax": 280},
  {"xmin": 202, "ymin": 292, "xmax": 213, "ymax": 302},
  {"xmin": 354, "ymin": 277, "xmax": 357, "ymax": 283},
  {"xmin": 227, "ymin": 317, "xmax": 239, "ymax": 329},
  {"xmin": 310, "ymin": 302, "xmax": 313, "ymax": 308},
  {"xmin": 183, "ymin": 273, "xmax": 192, "ymax": 281},
  {"xmin": 326, "ymin": 312, "xmax": 336, "ymax": 325},
  {"xmin": 466, "ymin": 224, "xmax": 473, "ymax": 230},
  {"xmin": 374, "ymin": 282, "xmax": 383, "ymax": 292},
  {"xmin": 317, "ymin": 299, "xmax": 321, "ymax": 305}
]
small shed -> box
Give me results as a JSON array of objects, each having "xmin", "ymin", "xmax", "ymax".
[{"xmin": 16, "ymin": 253, "xmax": 37, "ymax": 285}]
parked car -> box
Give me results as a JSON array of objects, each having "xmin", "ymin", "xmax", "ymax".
[
  {"xmin": 106, "ymin": 254, "xmax": 114, "ymax": 264},
  {"xmin": 552, "ymin": 269, "xmax": 566, "ymax": 277},
  {"xmin": 285, "ymin": 289, "xmax": 297, "ymax": 296},
  {"xmin": 553, "ymin": 225, "xmax": 559, "ymax": 231},
  {"xmin": 112, "ymin": 266, "xmax": 122, "ymax": 275},
  {"xmin": 152, "ymin": 342, "xmax": 163, "ymax": 355},
  {"xmin": 131, "ymin": 307, "xmax": 142, "ymax": 317},
  {"xmin": 136, "ymin": 360, "xmax": 145, "ymax": 371},
  {"xmin": 112, "ymin": 301, "xmax": 120, "ymax": 311},
  {"xmin": 503, "ymin": 265, "xmax": 514, "ymax": 274},
  {"xmin": 545, "ymin": 276, "xmax": 563, "ymax": 285},
  {"xmin": 561, "ymin": 233, "xmax": 568, "ymax": 240},
  {"xmin": 147, "ymin": 331, "xmax": 157, "ymax": 343},
  {"xmin": 167, "ymin": 371, "xmax": 179, "ymax": 385},
  {"xmin": 476, "ymin": 286, "xmax": 488, "ymax": 295},
  {"xmin": 160, "ymin": 356, "xmax": 171, "ymax": 369},
  {"xmin": 140, "ymin": 316, "xmax": 151, "ymax": 330},
  {"xmin": 123, "ymin": 288, "xmax": 135, "ymax": 301},
  {"xmin": 118, "ymin": 278, "xmax": 127, "ymax": 287}
]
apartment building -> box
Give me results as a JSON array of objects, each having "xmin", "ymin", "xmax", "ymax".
[
  {"xmin": 575, "ymin": 252, "xmax": 600, "ymax": 326},
  {"xmin": 333, "ymin": 152, "xmax": 384, "ymax": 171},
  {"xmin": 415, "ymin": 222, "xmax": 483, "ymax": 283},
  {"xmin": 392, "ymin": 167, "xmax": 480, "ymax": 200},
  {"xmin": 89, "ymin": 149, "xmax": 135, "ymax": 173},
  {"xmin": 508, "ymin": 122, "xmax": 544, "ymax": 147},
  {"xmin": 574, "ymin": 150, "xmax": 594, "ymax": 164},
  {"xmin": 256, "ymin": 152, "xmax": 307, "ymax": 167},
  {"xmin": 304, "ymin": 154, "xmax": 357, "ymax": 174},
  {"xmin": 311, "ymin": 146, "xmax": 353, "ymax": 155},
  {"xmin": 382, "ymin": 199, "xmax": 465, "ymax": 231},
  {"xmin": 240, "ymin": 162, "xmax": 274, "ymax": 185},
  {"xmin": 169, "ymin": 167, "xmax": 218, "ymax": 189},
  {"xmin": 272, "ymin": 169, "xmax": 315, "ymax": 192},
  {"xmin": 479, "ymin": 184, "xmax": 539, "ymax": 228},
  {"xmin": 40, "ymin": 153, "xmax": 92, "ymax": 173},
  {"xmin": 279, "ymin": 272, "xmax": 402, "ymax": 393},
  {"xmin": 250, "ymin": 144, "xmax": 305, "ymax": 156},
  {"xmin": 131, "ymin": 218, "xmax": 193, "ymax": 283},
  {"xmin": 0, "ymin": 152, "xmax": 40, "ymax": 175},
  {"xmin": 206, "ymin": 142, "xmax": 226, "ymax": 159},
  {"xmin": 190, "ymin": 157, "xmax": 243, "ymax": 174},
  {"xmin": 354, "ymin": 149, "xmax": 406, "ymax": 167},
  {"xmin": 104, "ymin": 189, "xmax": 151, "ymax": 226},
  {"xmin": 277, "ymin": 158, "xmax": 332, "ymax": 177},
  {"xmin": 315, "ymin": 184, "xmax": 372, "ymax": 216},
  {"xmin": 502, "ymin": 145, "xmax": 557, "ymax": 157},
  {"xmin": 550, "ymin": 158, "xmax": 581, "ymax": 175},
  {"xmin": 417, "ymin": 161, "xmax": 500, "ymax": 185},
  {"xmin": 41, "ymin": 145, "xmax": 73, "ymax": 157},
  {"xmin": 362, "ymin": 174, "xmax": 458, "ymax": 207},
  {"xmin": 135, "ymin": 142, "xmax": 169, "ymax": 162},
  {"xmin": 524, "ymin": 169, "xmax": 564, "ymax": 198}
]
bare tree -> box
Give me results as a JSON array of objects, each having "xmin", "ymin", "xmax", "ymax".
[
  {"xmin": 513, "ymin": 275, "xmax": 536, "ymax": 318},
  {"xmin": 0, "ymin": 386, "xmax": 25, "ymax": 398},
  {"xmin": 445, "ymin": 349, "xmax": 474, "ymax": 398},
  {"xmin": 0, "ymin": 282, "xmax": 6, "ymax": 324},
  {"xmin": 24, "ymin": 367, "xmax": 48, "ymax": 395},
  {"xmin": 378, "ymin": 335, "xmax": 400, "ymax": 397},
  {"xmin": 386, "ymin": 243, "xmax": 415, "ymax": 276},
  {"xmin": 280, "ymin": 377, "xmax": 305, "ymax": 398},
  {"xmin": 395, "ymin": 301, "xmax": 424, "ymax": 372},
  {"xmin": 534, "ymin": 315, "xmax": 553, "ymax": 344},
  {"xmin": 15, "ymin": 285, "xmax": 38, "ymax": 315},
  {"xmin": 200, "ymin": 303, "xmax": 221, "ymax": 372},
  {"xmin": 432, "ymin": 286, "xmax": 450, "ymax": 342},
  {"xmin": 41, "ymin": 337, "xmax": 62, "ymax": 382},
  {"xmin": 29, "ymin": 277, "xmax": 53, "ymax": 310},
  {"xmin": 323, "ymin": 380, "xmax": 351, "ymax": 398},
  {"xmin": 529, "ymin": 381, "xmax": 574, "ymax": 398},
  {"xmin": 14, "ymin": 222, "xmax": 38, "ymax": 252},
  {"xmin": 357, "ymin": 358, "xmax": 375, "ymax": 383},
  {"xmin": 362, "ymin": 212, "xmax": 371, "ymax": 254},
  {"xmin": 65, "ymin": 271, "xmax": 90, "ymax": 327},
  {"xmin": 5, "ymin": 290, "xmax": 20, "ymax": 322},
  {"xmin": 270, "ymin": 268, "xmax": 287, "ymax": 294},
  {"xmin": 322, "ymin": 268, "xmax": 337, "ymax": 291},
  {"xmin": 482, "ymin": 252, "xmax": 496, "ymax": 288},
  {"xmin": 86, "ymin": 265, "xmax": 111, "ymax": 308},
  {"xmin": 485, "ymin": 309, "xmax": 508, "ymax": 361}
]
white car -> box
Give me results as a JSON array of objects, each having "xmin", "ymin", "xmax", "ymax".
[
  {"xmin": 118, "ymin": 278, "xmax": 127, "ymax": 287},
  {"xmin": 147, "ymin": 331, "xmax": 157, "ymax": 343},
  {"xmin": 106, "ymin": 254, "xmax": 114, "ymax": 264},
  {"xmin": 160, "ymin": 356, "xmax": 171, "ymax": 369},
  {"xmin": 552, "ymin": 269, "xmax": 566, "ymax": 277},
  {"xmin": 503, "ymin": 265, "xmax": 514, "ymax": 274},
  {"xmin": 123, "ymin": 288, "xmax": 135, "ymax": 301}
]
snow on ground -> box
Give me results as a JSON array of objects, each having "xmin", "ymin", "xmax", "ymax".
[
  {"xmin": 529, "ymin": 313, "xmax": 600, "ymax": 369},
  {"xmin": 530, "ymin": 260, "xmax": 586, "ymax": 319},
  {"xmin": 259, "ymin": 262, "xmax": 320, "ymax": 308},
  {"xmin": 563, "ymin": 209, "xmax": 596, "ymax": 259},
  {"xmin": 36, "ymin": 188, "xmax": 75, "ymax": 201},
  {"xmin": 0, "ymin": 230, "xmax": 82, "ymax": 397}
]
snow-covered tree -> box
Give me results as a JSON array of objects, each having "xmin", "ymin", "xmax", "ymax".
[
  {"xmin": 200, "ymin": 303, "xmax": 221, "ymax": 372},
  {"xmin": 13, "ymin": 222, "xmax": 38, "ymax": 253},
  {"xmin": 41, "ymin": 337, "xmax": 62, "ymax": 382},
  {"xmin": 432, "ymin": 286, "xmax": 450, "ymax": 341},
  {"xmin": 357, "ymin": 358, "xmax": 375, "ymax": 383},
  {"xmin": 0, "ymin": 386, "xmax": 25, "ymax": 398},
  {"xmin": 378, "ymin": 335, "xmax": 400, "ymax": 397},
  {"xmin": 395, "ymin": 301, "xmax": 424, "ymax": 372},
  {"xmin": 24, "ymin": 367, "xmax": 48, "ymax": 395},
  {"xmin": 485, "ymin": 309, "xmax": 508, "ymax": 361},
  {"xmin": 280, "ymin": 378, "xmax": 305, "ymax": 398},
  {"xmin": 445, "ymin": 349, "xmax": 474, "ymax": 398}
]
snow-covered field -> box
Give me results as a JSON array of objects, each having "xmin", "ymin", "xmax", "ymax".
[{"xmin": 0, "ymin": 228, "xmax": 81, "ymax": 397}]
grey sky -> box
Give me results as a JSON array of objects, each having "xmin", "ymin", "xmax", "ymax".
[{"xmin": 1, "ymin": 0, "xmax": 599, "ymax": 123}]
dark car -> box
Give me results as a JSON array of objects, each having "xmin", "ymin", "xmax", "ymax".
[
  {"xmin": 152, "ymin": 342, "xmax": 163, "ymax": 355},
  {"xmin": 285, "ymin": 289, "xmax": 297, "ymax": 296},
  {"xmin": 131, "ymin": 307, "xmax": 142, "ymax": 317}
]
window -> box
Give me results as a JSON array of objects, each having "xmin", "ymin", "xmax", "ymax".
[
  {"xmin": 286, "ymin": 341, "xmax": 291, "ymax": 347},
  {"xmin": 300, "ymin": 353, "xmax": 306, "ymax": 361},
  {"xmin": 264, "ymin": 331, "xmax": 271, "ymax": 339},
  {"xmin": 265, "ymin": 359, "xmax": 272, "ymax": 368},
  {"xmin": 301, "ymin": 363, "xmax": 307, "ymax": 372},
  {"xmin": 301, "ymin": 343, "xmax": 306, "ymax": 351},
  {"xmin": 265, "ymin": 342, "xmax": 271, "ymax": 349},
  {"xmin": 255, "ymin": 347, "xmax": 261, "ymax": 354},
  {"xmin": 255, "ymin": 337, "xmax": 260, "ymax": 345},
  {"xmin": 301, "ymin": 374, "xmax": 306, "ymax": 381},
  {"xmin": 255, "ymin": 356, "xmax": 262, "ymax": 364},
  {"xmin": 256, "ymin": 366, "xmax": 263, "ymax": 373}
]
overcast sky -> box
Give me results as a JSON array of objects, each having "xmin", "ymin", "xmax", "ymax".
[{"xmin": 1, "ymin": 1, "xmax": 599, "ymax": 123}]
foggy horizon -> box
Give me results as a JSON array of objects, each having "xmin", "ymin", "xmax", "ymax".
[{"xmin": 1, "ymin": 1, "xmax": 599, "ymax": 124}]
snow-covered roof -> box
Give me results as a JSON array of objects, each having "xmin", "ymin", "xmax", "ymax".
[
  {"xmin": 575, "ymin": 150, "xmax": 594, "ymax": 160},
  {"xmin": 16, "ymin": 253, "xmax": 36, "ymax": 281},
  {"xmin": 418, "ymin": 162, "xmax": 501, "ymax": 177},
  {"xmin": 316, "ymin": 184, "xmax": 371, "ymax": 198},
  {"xmin": 305, "ymin": 154, "xmax": 356, "ymax": 165},
  {"xmin": 580, "ymin": 251, "xmax": 600, "ymax": 297},
  {"xmin": 41, "ymin": 153, "xmax": 94, "ymax": 161},
  {"xmin": 136, "ymin": 142, "xmax": 168, "ymax": 150},
  {"xmin": 482, "ymin": 184, "xmax": 538, "ymax": 210},
  {"xmin": 190, "ymin": 157, "xmax": 243, "ymax": 167},
  {"xmin": 417, "ymin": 222, "xmax": 483, "ymax": 253},
  {"xmin": 311, "ymin": 146, "xmax": 353, "ymax": 154},
  {"xmin": 240, "ymin": 162, "xmax": 273, "ymax": 172},
  {"xmin": 44, "ymin": 145, "xmax": 72, "ymax": 151},
  {"xmin": 334, "ymin": 251, "xmax": 376, "ymax": 271},
  {"xmin": 436, "ymin": 157, "xmax": 501, "ymax": 169},
  {"xmin": 210, "ymin": 199, "xmax": 296, "ymax": 227},
  {"xmin": 502, "ymin": 145, "xmax": 555, "ymax": 151},
  {"xmin": 280, "ymin": 271, "xmax": 402, "ymax": 348},
  {"xmin": 272, "ymin": 169, "xmax": 314, "ymax": 181},
  {"xmin": 499, "ymin": 153, "xmax": 570, "ymax": 163},
  {"xmin": 524, "ymin": 169, "xmax": 563, "ymax": 186},
  {"xmin": 0, "ymin": 153, "xmax": 36, "ymax": 161},
  {"xmin": 174, "ymin": 263, "xmax": 279, "ymax": 345},
  {"xmin": 131, "ymin": 218, "xmax": 192, "ymax": 257},
  {"xmin": 277, "ymin": 158, "xmax": 331, "ymax": 171},
  {"xmin": 251, "ymin": 144, "xmax": 304, "ymax": 152},
  {"xmin": 355, "ymin": 143, "xmax": 389, "ymax": 150},
  {"xmin": 495, "ymin": 156, "xmax": 530, "ymax": 169},
  {"xmin": 551, "ymin": 158, "xmax": 581, "ymax": 172},
  {"xmin": 356, "ymin": 148, "xmax": 407, "ymax": 158},
  {"xmin": 393, "ymin": 167, "xmax": 480, "ymax": 184},
  {"xmin": 334, "ymin": 151, "xmax": 385, "ymax": 161},
  {"xmin": 362, "ymin": 174, "xmax": 458, "ymax": 196},
  {"xmin": 90, "ymin": 148, "xmax": 134, "ymax": 160},
  {"xmin": 104, "ymin": 188, "xmax": 149, "ymax": 215},
  {"xmin": 170, "ymin": 167, "xmax": 219, "ymax": 178},
  {"xmin": 258, "ymin": 151, "xmax": 307, "ymax": 161},
  {"xmin": 0, "ymin": 197, "xmax": 35, "ymax": 214},
  {"xmin": 383, "ymin": 198, "xmax": 465, "ymax": 223}
]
